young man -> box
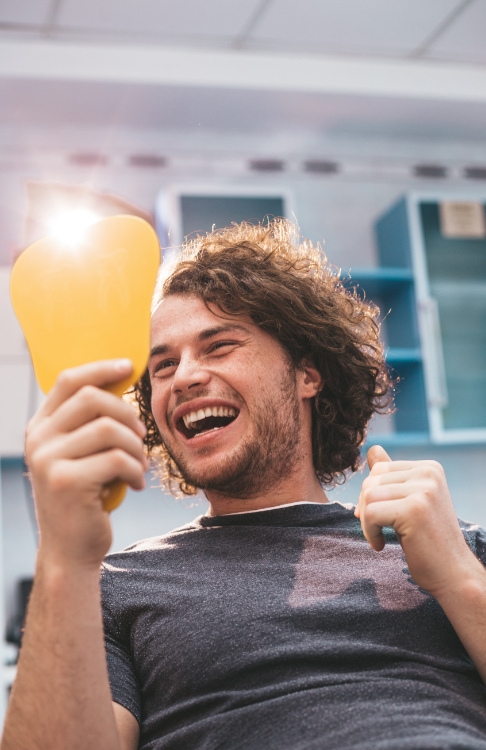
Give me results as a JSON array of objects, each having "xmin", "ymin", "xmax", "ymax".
[{"xmin": 3, "ymin": 220, "xmax": 486, "ymax": 750}]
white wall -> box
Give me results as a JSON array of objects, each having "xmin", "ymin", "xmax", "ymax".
[
  {"xmin": 2, "ymin": 121, "xmax": 486, "ymax": 628},
  {"xmin": 0, "ymin": 459, "xmax": 208, "ymax": 627}
]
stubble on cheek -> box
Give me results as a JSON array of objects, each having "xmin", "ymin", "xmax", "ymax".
[{"xmin": 156, "ymin": 364, "xmax": 302, "ymax": 500}]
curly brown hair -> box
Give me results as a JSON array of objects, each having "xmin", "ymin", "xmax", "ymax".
[{"xmin": 131, "ymin": 218, "xmax": 391, "ymax": 496}]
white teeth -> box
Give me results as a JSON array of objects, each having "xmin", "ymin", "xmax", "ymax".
[{"xmin": 182, "ymin": 405, "xmax": 238, "ymax": 429}]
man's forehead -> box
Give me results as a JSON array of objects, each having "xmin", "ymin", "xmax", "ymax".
[
  {"xmin": 150, "ymin": 293, "xmax": 252, "ymax": 347},
  {"xmin": 152, "ymin": 293, "xmax": 236, "ymax": 327}
]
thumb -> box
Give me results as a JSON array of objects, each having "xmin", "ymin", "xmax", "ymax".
[
  {"xmin": 367, "ymin": 444, "xmax": 392, "ymax": 471},
  {"xmin": 355, "ymin": 445, "xmax": 393, "ymax": 519}
]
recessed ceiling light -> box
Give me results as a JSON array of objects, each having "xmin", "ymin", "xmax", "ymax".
[
  {"xmin": 413, "ymin": 164, "xmax": 448, "ymax": 178},
  {"xmin": 69, "ymin": 153, "xmax": 108, "ymax": 167},
  {"xmin": 129, "ymin": 154, "xmax": 167, "ymax": 168},
  {"xmin": 249, "ymin": 159, "xmax": 285, "ymax": 172},
  {"xmin": 304, "ymin": 160, "xmax": 339, "ymax": 174},
  {"xmin": 464, "ymin": 166, "xmax": 486, "ymax": 181}
]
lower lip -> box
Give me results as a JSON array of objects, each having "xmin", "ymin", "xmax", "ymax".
[{"xmin": 178, "ymin": 416, "xmax": 240, "ymax": 447}]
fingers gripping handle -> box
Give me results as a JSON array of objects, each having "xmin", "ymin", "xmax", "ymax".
[{"xmin": 100, "ymin": 480, "xmax": 127, "ymax": 513}]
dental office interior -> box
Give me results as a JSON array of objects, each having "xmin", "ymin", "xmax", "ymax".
[{"xmin": 1, "ymin": 0, "xmax": 486, "ymax": 721}]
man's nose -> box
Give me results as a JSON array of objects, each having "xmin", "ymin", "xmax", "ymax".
[{"xmin": 172, "ymin": 355, "xmax": 211, "ymax": 393}]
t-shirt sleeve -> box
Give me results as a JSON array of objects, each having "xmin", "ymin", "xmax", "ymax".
[
  {"xmin": 101, "ymin": 564, "xmax": 142, "ymax": 725},
  {"xmin": 474, "ymin": 525, "xmax": 486, "ymax": 567}
]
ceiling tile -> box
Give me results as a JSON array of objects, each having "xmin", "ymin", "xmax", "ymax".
[
  {"xmin": 248, "ymin": 0, "xmax": 461, "ymax": 57},
  {"xmin": 0, "ymin": 0, "xmax": 52, "ymax": 25},
  {"xmin": 424, "ymin": 0, "xmax": 486, "ymax": 64},
  {"xmin": 56, "ymin": 0, "xmax": 262, "ymax": 40}
]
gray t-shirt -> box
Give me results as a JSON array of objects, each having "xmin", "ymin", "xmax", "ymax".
[{"xmin": 101, "ymin": 502, "xmax": 486, "ymax": 750}]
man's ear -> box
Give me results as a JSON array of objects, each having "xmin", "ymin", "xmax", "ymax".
[{"xmin": 297, "ymin": 359, "xmax": 323, "ymax": 400}]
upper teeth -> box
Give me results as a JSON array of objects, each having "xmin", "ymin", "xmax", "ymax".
[{"xmin": 183, "ymin": 406, "xmax": 237, "ymax": 429}]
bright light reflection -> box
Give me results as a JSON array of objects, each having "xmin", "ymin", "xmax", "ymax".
[{"xmin": 47, "ymin": 209, "xmax": 101, "ymax": 245}]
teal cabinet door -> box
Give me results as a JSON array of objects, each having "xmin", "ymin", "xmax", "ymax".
[{"xmin": 376, "ymin": 194, "xmax": 486, "ymax": 444}]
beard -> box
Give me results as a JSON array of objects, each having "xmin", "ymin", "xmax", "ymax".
[{"xmin": 159, "ymin": 364, "xmax": 303, "ymax": 500}]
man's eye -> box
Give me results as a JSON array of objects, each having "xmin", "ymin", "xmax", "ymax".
[
  {"xmin": 154, "ymin": 359, "xmax": 177, "ymax": 373},
  {"xmin": 210, "ymin": 341, "xmax": 235, "ymax": 352}
]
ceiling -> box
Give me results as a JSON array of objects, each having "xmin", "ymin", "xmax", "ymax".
[
  {"xmin": 1, "ymin": 0, "xmax": 486, "ymax": 66},
  {"xmin": 3, "ymin": 77, "xmax": 486, "ymax": 144},
  {"xmin": 1, "ymin": 0, "xmax": 486, "ymax": 145}
]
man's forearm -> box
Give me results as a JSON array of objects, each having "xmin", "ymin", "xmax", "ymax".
[
  {"xmin": 1, "ymin": 556, "xmax": 120, "ymax": 750},
  {"xmin": 435, "ymin": 559, "xmax": 486, "ymax": 685}
]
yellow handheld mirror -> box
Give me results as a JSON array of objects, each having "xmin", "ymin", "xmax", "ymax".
[{"xmin": 10, "ymin": 214, "xmax": 160, "ymax": 511}]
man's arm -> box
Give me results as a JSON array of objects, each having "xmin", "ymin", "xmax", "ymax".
[
  {"xmin": 1, "ymin": 360, "xmax": 146, "ymax": 750},
  {"xmin": 113, "ymin": 705, "xmax": 139, "ymax": 750},
  {"xmin": 3, "ymin": 564, "xmax": 139, "ymax": 750},
  {"xmin": 358, "ymin": 445, "xmax": 486, "ymax": 684}
]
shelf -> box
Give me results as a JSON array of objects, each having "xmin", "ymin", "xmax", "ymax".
[
  {"xmin": 431, "ymin": 281, "xmax": 486, "ymax": 296},
  {"xmin": 345, "ymin": 267, "xmax": 413, "ymax": 299},
  {"xmin": 348, "ymin": 267, "xmax": 413, "ymax": 282},
  {"xmin": 364, "ymin": 432, "xmax": 431, "ymax": 447},
  {"xmin": 364, "ymin": 432, "xmax": 486, "ymax": 448},
  {"xmin": 386, "ymin": 348, "xmax": 422, "ymax": 363}
]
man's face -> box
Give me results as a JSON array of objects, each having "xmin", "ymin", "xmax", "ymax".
[{"xmin": 149, "ymin": 294, "xmax": 306, "ymax": 498}]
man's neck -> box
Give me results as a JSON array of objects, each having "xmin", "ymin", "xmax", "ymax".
[{"xmin": 206, "ymin": 471, "xmax": 328, "ymax": 517}]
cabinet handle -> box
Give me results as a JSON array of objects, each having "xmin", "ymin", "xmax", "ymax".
[{"xmin": 419, "ymin": 298, "xmax": 448, "ymax": 409}]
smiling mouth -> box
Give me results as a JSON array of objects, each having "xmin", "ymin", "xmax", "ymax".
[{"xmin": 177, "ymin": 406, "xmax": 239, "ymax": 439}]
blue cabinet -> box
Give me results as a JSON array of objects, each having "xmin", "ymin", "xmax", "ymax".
[
  {"xmin": 347, "ymin": 265, "xmax": 429, "ymax": 445},
  {"xmin": 355, "ymin": 194, "xmax": 486, "ymax": 445}
]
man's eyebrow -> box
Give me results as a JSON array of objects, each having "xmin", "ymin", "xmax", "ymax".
[
  {"xmin": 197, "ymin": 324, "xmax": 250, "ymax": 342},
  {"xmin": 149, "ymin": 324, "xmax": 249, "ymax": 360},
  {"xmin": 149, "ymin": 344, "xmax": 170, "ymax": 360}
]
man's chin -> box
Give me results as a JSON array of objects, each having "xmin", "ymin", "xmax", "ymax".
[
  {"xmin": 167, "ymin": 443, "xmax": 257, "ymax": 497},
  {"xmin": 177, "ymin": 459, "xmax": 247, "ymax": 495}
]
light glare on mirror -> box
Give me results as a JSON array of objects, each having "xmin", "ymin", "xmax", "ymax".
[{"xmin": 47, "ymin": 208, "xmax": 101, "ymax": 245}]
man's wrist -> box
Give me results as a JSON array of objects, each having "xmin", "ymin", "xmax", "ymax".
[
  {"xmin": 35, "ymin": 548, "xmax": 103, "ymax": 590},
  {"xmin": 430, "ymin": 550, "xmax": 486, "ymax": 606}
]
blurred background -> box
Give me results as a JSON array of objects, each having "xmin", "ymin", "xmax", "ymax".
[{"xmin": 1, "ymin": 0, "xmax": 486, "ymax": 714}]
